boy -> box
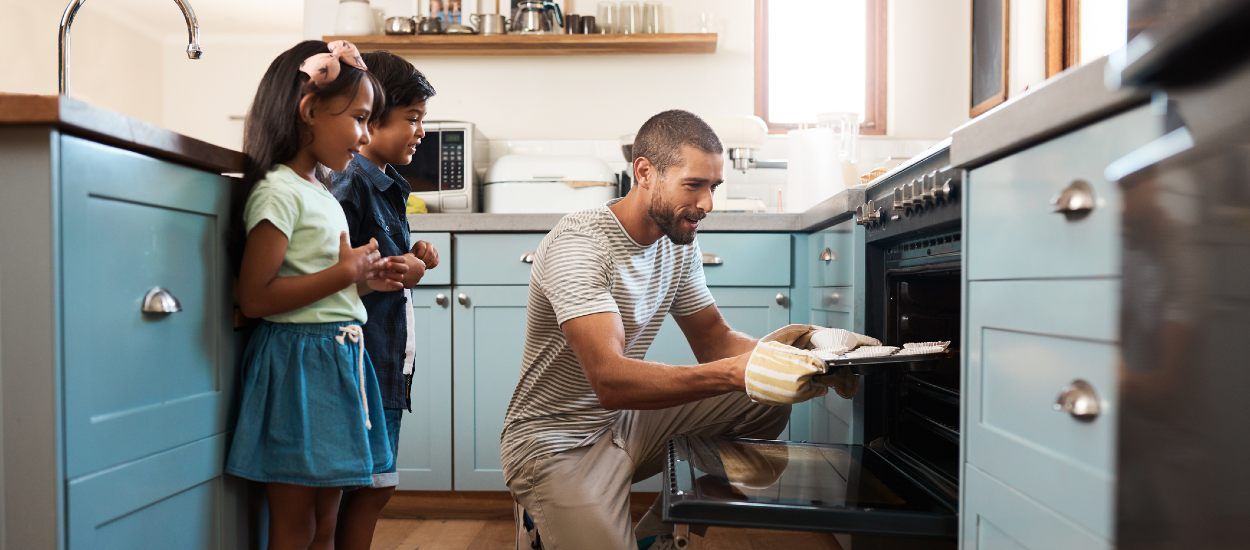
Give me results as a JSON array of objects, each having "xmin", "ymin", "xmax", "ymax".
[{"xmin": 332, "ymin": 51, "xmax": 439, "ymax": 550}]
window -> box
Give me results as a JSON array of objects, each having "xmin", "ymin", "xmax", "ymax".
[
  {"xmin": 754, "ymin": 0, "xmax": 888, "ymax": 135},
  {"xmin": 1047, "ymin": 0, "xmax": 1129, "ymax": 77}
]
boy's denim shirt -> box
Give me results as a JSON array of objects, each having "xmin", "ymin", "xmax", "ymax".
[{"xmin": 333, "ymin": 154, "xmax": 414, "ymax": 411}]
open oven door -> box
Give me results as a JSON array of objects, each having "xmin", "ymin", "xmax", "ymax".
[{"xmin": 662, "ymin": 434, "xmax": 957, "ymax": 542}]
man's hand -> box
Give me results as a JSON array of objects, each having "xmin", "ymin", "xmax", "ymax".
[
  {"xmin": 412, "ymin": 240, "xmax": 440, "ymax": 270},
  {"xmin": 743, "ymin": 341, "xmax": 828, "ymax": 406}
]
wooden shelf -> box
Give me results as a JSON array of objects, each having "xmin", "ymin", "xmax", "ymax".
[{"xmin": 322, "ymin": 33, "xmax": 717, "ymax": 56}]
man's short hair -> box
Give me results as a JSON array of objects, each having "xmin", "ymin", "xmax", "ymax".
[
  {"xmin": 360, "ymin": 51, "xmax": 437, "ymax": 121},
  {"xmin": 632, "ymin": 110, "xmax": 723, "ymax": 174}
]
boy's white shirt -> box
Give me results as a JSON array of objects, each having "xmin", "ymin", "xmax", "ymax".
[{"xmin": 403, "ymin": 288, "xmax": 417, "ymax": 376}]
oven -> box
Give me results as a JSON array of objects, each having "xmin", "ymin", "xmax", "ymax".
[{"xmin": 662, "ymin": 145, "xmax": 964, "ymax": 548}]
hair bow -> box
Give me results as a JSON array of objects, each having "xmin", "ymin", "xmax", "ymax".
[{"xmin": 299, "ymin": 40, "xmax": 368, "ymax": 86}]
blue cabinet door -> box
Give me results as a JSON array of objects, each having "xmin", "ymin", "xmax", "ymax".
[
  {"xmin": 452, "ymin": 285, "xmax": 530, "ymax": 490},
  {"xmin": 644, "ymin": 288, "xmax": 791, "ymax": 366},
  {"xmin": 395, "ymin": 288, "xmax": 454, "ymax": 490},
  {"xmin": 59, "ymin": 135, "xmax": 235, "ymax": 478}
]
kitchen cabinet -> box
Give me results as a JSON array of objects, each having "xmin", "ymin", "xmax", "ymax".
[
  {"xmin": 803, "ymin": 222, "xmax": 866, "ymax": 446},
  {"xmin": 960, "ymin": 104, "xmax": 1166, "ymax": 549},
  {"xmin": 0, "ymin": 130, "xmax": 249, "ymax": 549},
  {"xmin": 394, "ymin": 287, "xmax": 454, "ymax": 490}
]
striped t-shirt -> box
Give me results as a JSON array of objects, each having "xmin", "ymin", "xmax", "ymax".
[{"xmin": 500, "ymin": 200, "xmax": 716, "ymax": 482}]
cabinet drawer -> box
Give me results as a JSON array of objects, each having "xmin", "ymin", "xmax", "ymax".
[
  {"xmin": 60, "ymin": 136, "xmax": 234, "ymax": 478},
  {"xmin": 67, "ymin": 434, "xmax": 229, "ymax": 549},
  {"xmin": 807, "ymin": 223, "xmax": 857, "ymax": 287},
  {"xmin": 810, "ymin": 286, "xmax": 854, "ymax": 313},
  {"xmin": 966, "ymin": 279, "xmax": 1118, "ymax": 539},
  {"xmin": 967, "ymin": 105, "xmax": 1165, "ymax": 280},
  {"xmin": 411, "ymin": 232, "xmax": 451, "ymax": 286},
  {"xmin": 963, "ymin": 465, "xmax": 1110, "ymax": 550},
  {"xmin": 453, "ymin": 233, "xmax": 546, "ymax": 285},
  {"xmin": 695, "ymin": 233, "xmax": 791, "ymax": 287}
]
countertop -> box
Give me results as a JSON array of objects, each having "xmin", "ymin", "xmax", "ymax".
[
  {"xmin": 407, "ymin": 187, "xmax": 865, "ymax": 234},
  {"xmin": 0, "ymin": 93, "xmax": 246, "ymax": 174},
  {"xmin": 949, "ymin": 57, "xmax": 1152, "ymax": 169}
]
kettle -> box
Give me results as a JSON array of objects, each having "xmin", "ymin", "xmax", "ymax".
[
  {"xmin": 510, "ymin": 0, "xmax": 563, "ymax": 34},
  {"xmin": 418, "ymin": 15, "xmax": 444, "ymax": 34}
]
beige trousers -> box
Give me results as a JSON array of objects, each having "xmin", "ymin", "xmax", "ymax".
[{"xmin": 508, "ymin": 392, "xmax": 790, "ymax": 550}]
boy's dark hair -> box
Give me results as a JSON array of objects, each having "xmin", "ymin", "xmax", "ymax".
[
  {"xmin": 361, "ymin": 51, "xmax": 437, "ymax": 122},
  {"xmin": 631, "ymin": 110, "xmax": 723, "ymax": 174},
  {"xmin": 242, "ymin": 40, "xmax": 385, "ymax": 185}
]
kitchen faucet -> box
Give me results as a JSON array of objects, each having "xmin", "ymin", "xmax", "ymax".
[{"xmin": 58, "ymin": 0, "xmax": 203, "ymax": 96}]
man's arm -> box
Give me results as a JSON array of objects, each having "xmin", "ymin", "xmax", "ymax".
[
  {"xmin": 563, "ymin": 311, "xmax": 748, "ymax": 411},
  {"xmin": 673, "ymin": 304, "xmax": 757, "ymax": 363}
]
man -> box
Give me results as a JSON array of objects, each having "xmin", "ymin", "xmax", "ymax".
[{"xmin": 500, "ymin": 110, "xmax": 830, "ymax": 549}]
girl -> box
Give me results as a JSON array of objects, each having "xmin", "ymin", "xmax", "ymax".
[{"xmin": 225, "ymin": 40, "xmax": 406, "ymax": 550}]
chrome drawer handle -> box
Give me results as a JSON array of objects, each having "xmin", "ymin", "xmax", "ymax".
[
  {"xmin": 774, "ymin": 293, "xmax": 787, "ymax": 306},
  {"xmin": 701, "ymin": 253, "xmax": 723, "ymax": 266},
  {"xmin": 819, "ymin": 247, "xmax": 835, "ymax": 262},
  {"xmin": 1054, "ymin": 379, "xmax": 1101, "ymax": 421},
  {"xmin": 457, "ymin": 293, "xmax": 469, "ymax": 307},
  {"xmin": 826, "ymin": 292, "xmax": 841, "ymax": 306},
  {"xmin": 519, "ymin": 251, "xmax": 536, "ymax": 264},
  {"xmin": 435, "ymin": 293, "xmax": 448, "ymax": 307},
  {"xmin": 141, "ymin": 287, "xmax": 181, "ymax": 314},
  {"xmin": 1051, "ymin": 179, "xmax": 1096, "ymax": 219}
]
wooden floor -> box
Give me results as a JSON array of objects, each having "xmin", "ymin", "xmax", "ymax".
[
  {"xmin": 372, "ymin": 491, "xmax": 843, "ymax": 549},
  {"xmin": 371, "ymin": 518, "xmax": 844, "ymax": 549}
]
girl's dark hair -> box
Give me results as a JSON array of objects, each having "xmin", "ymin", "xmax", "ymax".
[
  {"xmin": 361, "ymin": 51, "xmax": 437, "ymax": 121},
  {"xmin": 242, "ymin": 40, "xmax": 385, "ymax": 185}
]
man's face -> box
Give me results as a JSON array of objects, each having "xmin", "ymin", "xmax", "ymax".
[
  {"xmin": 647, "ymin": 145, "xmax": 724, "ymax": 245},
  {"xmin": 364, "ymin": 101, "xmax": 427, "ymax": 166}
]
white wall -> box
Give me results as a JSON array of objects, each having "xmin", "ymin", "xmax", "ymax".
[
  {"xmin": 0, "ymin": 1, "xmax": 165, "ymax": 126},
  {"xmin": 304, "ymin": 0, "xmax": 973, "ymax": 142},
  {"xmin": 1009, "ymin": 0, "xmax": 1048, "ymax": 98},
  {"xmin": 160, "ymin": 36, "xmax": 302, "ymax": 150},
  {"xmin": 888, "ymin": 0, "xmax": 972, "ymax": 138}
]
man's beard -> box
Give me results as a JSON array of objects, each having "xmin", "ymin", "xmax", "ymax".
[{"xmin": 648, "ymin": 193, "xmax": 704, "ymax": 245}]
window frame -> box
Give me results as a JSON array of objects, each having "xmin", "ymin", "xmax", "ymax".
[
  {"xmin": 1046, "ymin": 0, "xmax": 1081, "ymax": 77},
  {"xmin": 753, "ymin": 0, "xmax": 889, "ymax": 135}
]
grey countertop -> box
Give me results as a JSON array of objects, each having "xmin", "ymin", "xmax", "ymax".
[
  {"xmin": 407, "ymin": 187, "xmax": 864, "ymax": 234},
  {"xmin": 950, "ymin": 56, "xmax": 1151, "ymax": 169}
]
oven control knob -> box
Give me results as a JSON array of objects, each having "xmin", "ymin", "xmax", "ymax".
[
  {"xmin": 922, "ymin": 171, "xmax": 938, "ymax": 204},
  {"xmin": 893, "ymin": 187, "xmax": 906, "ymax": 212},
  {"xmin": 865, "ymin": 200, "xmax": 880, "ymax": 225},
  {"xmin": 854, "ymin": 204, "xmax": 866, "ymax": 225},
  {"xmin": 910, "ymin": 179, "xmax": 925, "ymax": 208}
]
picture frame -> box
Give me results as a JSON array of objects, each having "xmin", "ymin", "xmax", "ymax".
[{"xmin": 970, "ymin": 0, "xmax": 1009, "ymax": 117}]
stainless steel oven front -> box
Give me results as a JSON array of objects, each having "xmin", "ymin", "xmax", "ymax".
[{"xmin": 663, "ymin": 144, "xmax": 964, "ymax": 548}]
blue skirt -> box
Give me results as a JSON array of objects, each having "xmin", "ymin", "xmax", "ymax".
[{"xmin": 225, "ymin": 320, "xmax": 394, "ymax": 487}]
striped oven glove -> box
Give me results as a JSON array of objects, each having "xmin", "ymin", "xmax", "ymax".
[{"xmin": 745, "ymin": 324, "xmax": 881, "ymax": 405}]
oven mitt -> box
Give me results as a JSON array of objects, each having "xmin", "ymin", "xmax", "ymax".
[
  {"xmin": 744, "ymin": 340, "xmax": 829, "ymax": 406},
  {"xmin": 761, "ymin": 324, "xmax": 881, "ymax": 355}
]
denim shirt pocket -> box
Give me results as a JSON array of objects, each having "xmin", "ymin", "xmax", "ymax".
[{"xmin": 371, "ymin": 207, "xmax": 410, "ymax": 258}]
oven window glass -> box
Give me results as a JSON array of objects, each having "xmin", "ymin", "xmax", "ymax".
[{"xmin": 393, "ymin": 131, "xmax": 440, "ymax": 192}]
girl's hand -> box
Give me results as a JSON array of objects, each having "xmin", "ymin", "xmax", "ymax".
[
  {"xmin": 412, "ymin": 240, "xmax": 440, "ymax": 270},
  {"xmin": 366, "ymin": 256, "xmax": 408, "ymax": 292},
  {"xmin": 337, "ymin": 232, "xmax": 384, "ymax": 284}
]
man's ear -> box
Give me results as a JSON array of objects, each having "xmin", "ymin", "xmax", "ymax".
[
  {"xmin": 634, "ymin": 157, "xmax": 654, "ymax": 190},
  {"xmin": 298, "ymin": 93, "xmax": 317, "ymax": 125}
]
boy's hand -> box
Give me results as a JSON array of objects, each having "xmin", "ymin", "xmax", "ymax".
[
  {"xmin": 365, "ymin": 256, "xmax": 407, "ymax": 292},
  {"xmin": 398, "ymin": 254, "xmax": 427, "ymax": 288},
  {"xmin": 412, "ymin": 240, "xmax": 440, "ymax": 270}
]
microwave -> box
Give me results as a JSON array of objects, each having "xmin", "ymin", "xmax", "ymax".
[{"xmin": 392, "ymin": 121, "xmax": 487, "ymax": 213}]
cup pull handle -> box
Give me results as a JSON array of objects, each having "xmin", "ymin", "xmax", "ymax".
[
  {"xmin": 520, "ymin": 252, "xmax": 536, "ymax": 264},
  {"xmin": 1054, "ymin": 379, "xmax": 1101, "ymax": 421},
  {"xmin": 1050, "ymin": 179, "xmax": 1096, "ymax": 219},
  {"xmin": 819, "ymin": 247, "xmax": 835, "ymax": 262},
  {"xmin": 141, "ymin": 287, "xmax": 182, "ymax": 314},
  {"xmin": 701, "ymin": 253, "xmax": 723, "ymax": 266}
]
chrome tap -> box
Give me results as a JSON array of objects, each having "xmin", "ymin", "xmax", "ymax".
[{"xmin": 58, "ymin": 0, "xmax": 203, "ymax": 96}]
